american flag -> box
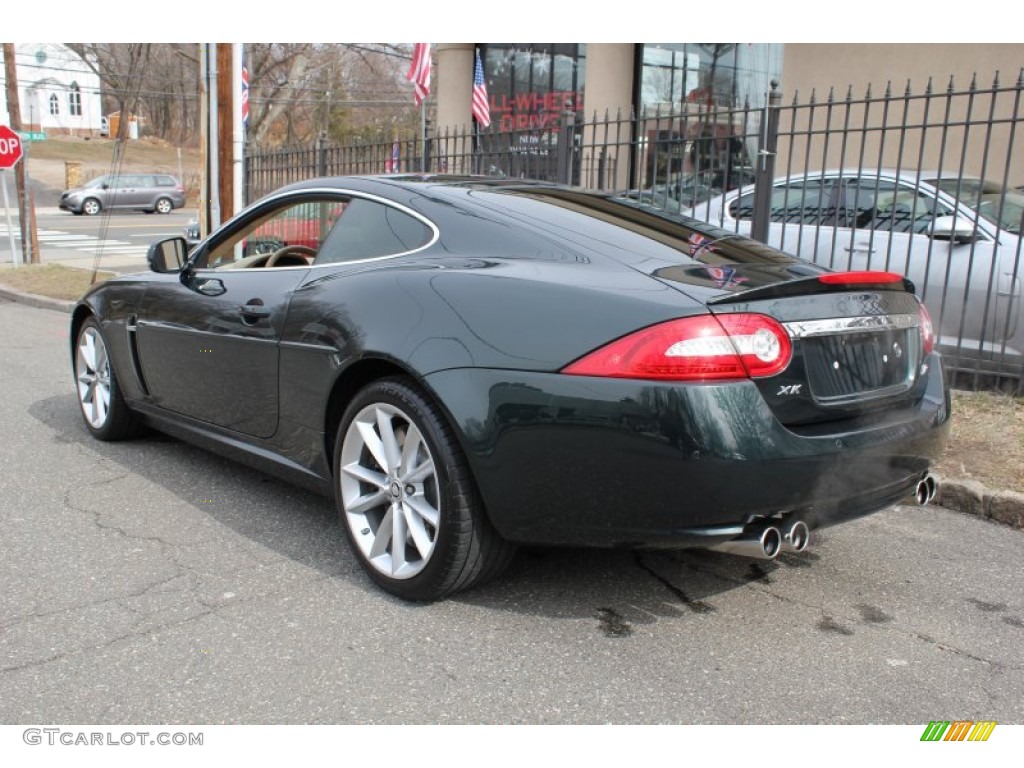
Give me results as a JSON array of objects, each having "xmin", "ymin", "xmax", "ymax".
[
  {"xmin": 688, "ymin": 232, "xmax": 716, "ymax": 257},
  {"xmin": 704, "ymin": 266, "xmax": 748, "ymax": 289},
  {"xmin": 472, "ymin": 49, "xmax": 490, "ymax": 128},
  {"xmin": 385, "ymin": 141, "xmax": 400, "ymax": 173},
  {"xmin": 241, "ymin": 64, "xmax": 249, "ymax": 130},
  {"xmin": 406, "ymin": 43, "xmax": 431, "ymax": 106}
]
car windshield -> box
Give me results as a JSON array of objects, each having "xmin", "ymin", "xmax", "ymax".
[
  {"xmin": 926, "ymin": 177, "xmax": 1024, "ymax": 234},
  {"xmin": 83, "ymin": 177, "xmax": 107, "ymax": 189}
]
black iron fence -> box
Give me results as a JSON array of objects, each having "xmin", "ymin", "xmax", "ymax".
[{"xmin": 246, "ymin": 71, "xmax": 1024, "ymax": 389}]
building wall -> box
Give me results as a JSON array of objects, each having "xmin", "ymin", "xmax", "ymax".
[
  {"xmin": 779, "ymin": 44, "xmax": 1024, "ymax": 181},
  {"xmin": 0, "ymin": 44, "xmax": 103, "ymax": 134},
  {"xmin": 435, "ymin": 43, "xmax": 1024, "ymax": 186},
  {"xmin": 579, "ymin": 44, "xmax": 635, "ymax": 190},
  {"xmin": 783, "ymin": 44, "xmax": 1024, "ymax": 98}
]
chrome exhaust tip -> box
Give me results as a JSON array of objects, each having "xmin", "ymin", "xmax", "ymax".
[
  {"xmin": 780, "ymin": 520, "xmax": 810, "ymax": 553},
  {"xmin": 708, "ymin": 526, "xmax": 783, "ymax": 560},
  {"xmin": 914, "ymin": 474, "xmax": 938, "ymax": 506}
]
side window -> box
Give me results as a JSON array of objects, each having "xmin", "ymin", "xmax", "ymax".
[
  {"xmin": 315, "ymin": 198, "xmax": 433, "ymax": 265},
  {"xmin": 845, "ymin": 179, "xmax": 952, "ymax": 234},
  {"xmin": 836, "ymin": 179, "xmax": 881, "ymax": 230},
  {"xmin": 729, "ymin": 180, "xmax": 836, "ymax": 225},
  {"xmin": 198, "ymin": 196, "xmax": 347, "ymax": 270}
]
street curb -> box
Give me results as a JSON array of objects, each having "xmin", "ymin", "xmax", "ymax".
[
  {"xmin": 1, "ymin": 282, "xmax": 1022, "ymax": 531},
  {"xmin": 0, "ymin": 283, "xmax": 74, "ymax": 313},
  {"xmin": 933, "ymin": 474, "xmax": 1024, "ymax": 529}
]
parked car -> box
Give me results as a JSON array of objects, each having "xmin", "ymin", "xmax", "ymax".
[
  {"xmin": 59, "ymin": 173, "xmax": 186, "ymax": 216},
  {"xmin": 688, "ymin": 170, "xmax": 1024, "ymax": 377},
  {"xmin": 184, "ymin": 218, "xmax": 201, "ymax": 248},
  {"xmin": 70, "ymin": 175, "xmax": 949, "ymax": 600}
]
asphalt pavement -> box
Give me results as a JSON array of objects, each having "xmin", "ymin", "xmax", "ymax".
[
  {"xmin": 1, "ymin": 208, "xmax": 195, "ymax": 274},
  {"xmin": 0, "ymin": 298, "xmax": 1022, "ymax": 726}
]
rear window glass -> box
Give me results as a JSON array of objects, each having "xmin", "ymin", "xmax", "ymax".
[
  {"xmin": 472, "ymin": 186, "xmax": 799, "ymax": 267},
  {"xmin": 315, "ymin": 198, "xmax": 433, "ymax": 264}
]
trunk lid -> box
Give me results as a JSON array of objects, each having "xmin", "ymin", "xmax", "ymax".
[{"xmin": 655, "ymin": 266, "xmax": 932, "ymax": 426}]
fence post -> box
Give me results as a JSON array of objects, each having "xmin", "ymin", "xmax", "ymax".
[
  {"xmin": 316, "ymin": 132, "xmax": 328, "ymax": 177},
  {"xmin": 423, "ymin": 119, "xmax": 433, "ymax": 173},
  {"xmin": 556, "ymin": 109, "xmax": 575, "ymax": 185},
  {"xmin": 750, "ymin": 79, "xmax": 782, "ymax": 244}
]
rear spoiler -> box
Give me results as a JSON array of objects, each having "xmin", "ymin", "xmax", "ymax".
[{"xmin": 707, "ymin": 271, "xmax": 916, "ymax": 306}]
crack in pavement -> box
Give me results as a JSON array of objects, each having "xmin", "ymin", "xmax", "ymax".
[
  {"xmin": 648, "ymin": 552, "xmax": 1021, "ymax": 671},
  {"xmin": 0, "ymin": 570, "xmax": 345, "ymax": 676}
]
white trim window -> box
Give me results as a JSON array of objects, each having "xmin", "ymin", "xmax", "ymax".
[{"xmin": 69, "ymin": 82, "xmax": 82, "ymax": 116}]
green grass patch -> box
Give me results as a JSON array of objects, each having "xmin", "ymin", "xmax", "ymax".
[{"xmin": 0, "ymin": 264, "xmax": 115, "ymax": 301}]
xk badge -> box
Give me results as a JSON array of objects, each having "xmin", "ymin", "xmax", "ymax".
[{"xmin": 777, "ymin": 384, "xmax": 803, "ymax": 396}]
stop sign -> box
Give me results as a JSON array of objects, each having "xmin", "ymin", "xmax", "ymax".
[{"xmin": 0, "ymin": 125, "xmax": 24, "ymax": 169}]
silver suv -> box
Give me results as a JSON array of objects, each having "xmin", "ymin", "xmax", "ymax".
[{"xmin": 59, "ymin": 173, "xmax": 186, "ymax": 216}]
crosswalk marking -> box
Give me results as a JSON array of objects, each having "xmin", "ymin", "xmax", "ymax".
[{"xmin": 0, "ymin": 226, "xmax": 142, "ymax": 256}]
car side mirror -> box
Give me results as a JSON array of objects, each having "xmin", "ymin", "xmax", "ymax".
[
  {"xmin": 147, "ymin": 237, "xmax": 189, "ymax": 273},
  {"xmin": 930, "ymin": 216, "xmax": 980, "ymax": 244}
]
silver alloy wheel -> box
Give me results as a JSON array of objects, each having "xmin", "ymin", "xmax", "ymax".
[
  {"xmin": 155, "ymin": 197, "xmax": 172, "ymax": 214},
  {"xmin": 82, "ymin": 198, "xmax": 101, "ymax": 216},
  {"xmin": 75, "ymin": 326, "xmax": 112, "ymax": 429},
  {"xmin": 339, "ymin": 402, "xmax": 440, "ymax": 579}
]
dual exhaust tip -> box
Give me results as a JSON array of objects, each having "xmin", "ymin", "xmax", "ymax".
[
  {"xmin": 708, "ymin": 519, "xmax": 810, "ymax": 561},
  {"xmin": 708, "ymin": 473, "xmax": 938, "ymax": 561},
  {"xmin": 914, "ymin": 474, "xmax": 938, "ymax": 506}
]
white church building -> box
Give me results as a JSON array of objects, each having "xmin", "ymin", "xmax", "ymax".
[{"xmin": 0, "ymin": 43, "xmax": 103, "ymax": 135}]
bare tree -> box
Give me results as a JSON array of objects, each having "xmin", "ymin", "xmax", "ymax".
[
  {"xmin": 247, "ymin": 43, "xmax": 418, "ymax": 147},
  {"xmin": 246, "ymin": 44, "xmax": 316, "ymax": 145},
  {"xmin": 65, "ymin": 43, "xmax": 152, "ymax": 140},
  {"xmin": 61, "ymin": 43, "xmax": 419, "ymax": 148},
  {"xmin": 144, "ymin": 44, "xmax": 201, "ymax": 144}
]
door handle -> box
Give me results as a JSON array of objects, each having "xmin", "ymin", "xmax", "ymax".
[
  {"xmin": 844, "ymin": 245, "xmax": 876, "ymax": 255},
  {"xmin": 239, "ymin": 304, "xmax": 270, "ymax": 317}
]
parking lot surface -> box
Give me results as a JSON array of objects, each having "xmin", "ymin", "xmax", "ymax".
[{"xmin": 1, "ymin": 299, "xmax": 1022, "ymax": 725}]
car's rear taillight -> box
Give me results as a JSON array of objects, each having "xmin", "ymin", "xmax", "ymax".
[
  {"xmin": 919, "ymin": 302, "xmax": 934, "ymax": 356},
  {"xmin": 818, "ymin": 271, "xmax": 905, "ymax": 285},
  {"xmin": 561, "ymin": 314, "xmax": 792, "ymax": 381}
]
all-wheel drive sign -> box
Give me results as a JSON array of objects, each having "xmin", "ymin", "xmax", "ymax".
[{"xmin": 0, "ymin": 125, "xmax": 24, "ymax": 169}]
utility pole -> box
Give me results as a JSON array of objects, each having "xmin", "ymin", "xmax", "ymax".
[
  {"xmin": 2, "ymin": 43, "xmax": 39, "ymax": 264},
  {"xmin": 198, "ymin": 43, "xmax": 207, "ymax": 240},
  {"xmin": 216, "ymin": 43, "xmax": 234, "ymax": 222}
]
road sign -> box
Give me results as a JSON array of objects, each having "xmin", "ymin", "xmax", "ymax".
[
  {"xmin": 0, "ymin": 125, "xmax": 24, "ymax": 169},
  {"xmin": 17, "ymin": 131, "xmax": 46, "ymax": 142}
]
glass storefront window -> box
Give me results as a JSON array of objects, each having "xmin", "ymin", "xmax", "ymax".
[
  {"xmin": 481, "ymin": 44, "xmax": 586, "ymax": 132},
  {"xmin": 639, "ymin": 43, "xmax": 781, "ymax": 113},
  {"xmin": 636, "ymin": 44, "xmax": 782, "ymax": 199}
]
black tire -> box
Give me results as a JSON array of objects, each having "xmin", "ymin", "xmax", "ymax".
[
  {"xmin": 155, "ymin": 197, "xmax": 173, "ymax": 214},
  {"xmin": 82, "ymin": 198, "xmax": 101, "ymax": 216},
  {"xmin": 73, "ymin": 317, "xmax": 143, "ymax": 441},
  {"xmin": 334, "ymin": 377, "xmax": 515, "ymax": 601}
]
